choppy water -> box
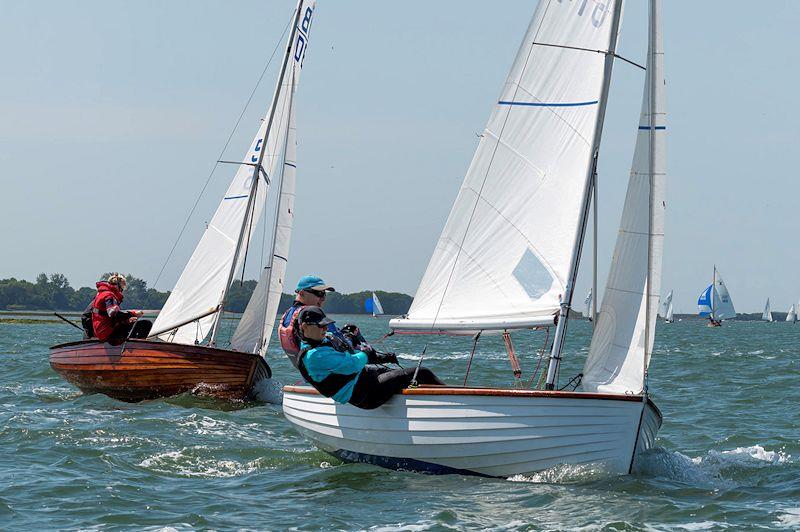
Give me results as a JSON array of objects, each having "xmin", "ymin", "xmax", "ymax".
[{"xmin": 1, "ymin": 317, "xmax": 798, "ymax": 530}]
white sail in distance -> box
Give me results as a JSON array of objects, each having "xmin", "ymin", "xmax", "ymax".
[
  {"xmin": 152, "ymin": 1, "xmax": 315, "ymax": 345},
  {"xmin": 762, "ymin": 298, "xmax": 773, "ymax": 322},
  {"xmin": 372, "ymin": 293, "xmax": 385, "ymax": 317},
  {"xmin": 665, "ymin": 299, "xmax": 673, "ymax": 322},
  {"xmin": 583, "ymin": 0, "xmax": 666, "ymax": 394},
  {"xmin": 583, "ymin": 289, "xmax": 593, "ymax": 319},
  {"xmin": 712, "ymin": 270, "xmax": 736, "ymax": 320},
  {"xmin": 660, "ymin": 290, "xmax": 673, "ymax": 319},
  {"xmin": 391, "ymin": 1, "xmax": 622, "ymax": 333},
  {"xmin": 787, "ymin": 304, "xmax": 797, "ymax": 323}
]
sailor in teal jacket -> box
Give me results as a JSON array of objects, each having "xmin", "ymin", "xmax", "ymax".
[{"xmin": 295, "ymin": 306, "xmax": 443, "ymax": 409}]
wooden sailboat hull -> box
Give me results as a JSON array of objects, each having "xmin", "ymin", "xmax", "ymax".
[
  {"xmin": 283, "ymin": 385, "xmax": 661, "ymax": 477},
  {"xmin": 49, "ymin": 339, "xmax": 271, "ymax": 402}
]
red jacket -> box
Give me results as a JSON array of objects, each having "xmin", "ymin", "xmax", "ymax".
[{"xmin": 91, "ymin": 282, "xmax": 124, "ymax": 342}]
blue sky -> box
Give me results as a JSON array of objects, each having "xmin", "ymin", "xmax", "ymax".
[{"xmin": 2, "ymin": 1, "xmax": 798, "ymax": 313}]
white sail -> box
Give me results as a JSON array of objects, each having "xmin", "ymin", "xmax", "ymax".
[
  {"xmin": 230, "ymin": 87, "xmax": 300, "ymax": 354},
  {"xmin": 665, "ymin": 299, "xmax": 673, "ymax": 322},
  {"xmin": 372, "ymin": 292, "xmax": 385, "ymax": 317},
  {"xmin": 762, "ymin": 298, "xmax": 773, "ymax": 322},
  {"xmin": 390, "ymin": 1, "xmax": 622, "ymax": 332},
  {"xmin": 583, "ymin": 289, "xmax": 593, "ymax": 319},
  {"xmin": 712, "ymin": 270, "xmax": 736, "ymax": 320},
  {"xmin": 787, "ymin": 304, "xmax": 797, "ymax": 323},
  {"xmin": 583, "ymin": 0, "xmax": 665, "ymax": 394},
  {"xmin": 660, "ymin": 290, "xmax": 673, "ymax": 319},
  {"xmin": 153, "ymin": 1, "xmax": 314, "ymax": 345}
]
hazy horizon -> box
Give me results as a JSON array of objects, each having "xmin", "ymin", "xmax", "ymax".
[{"xmin": 2, "ymin": 1, "xmax": 799, "ymax": 314}]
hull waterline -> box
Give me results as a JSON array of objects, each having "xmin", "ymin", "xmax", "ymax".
[
  {"xmin": 283, "ymin": 385, "xmax": 661, "ymax": 478},
  {"xmin": 49, "ymin": 339, "xmax": 271, "ymax": 402}
]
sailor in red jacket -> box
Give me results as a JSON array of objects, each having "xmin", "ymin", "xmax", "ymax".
[{"xmin": 90, "ymin": 273, "xmax": 152, "ymax": 345}]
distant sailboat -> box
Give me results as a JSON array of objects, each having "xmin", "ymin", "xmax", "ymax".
[
  {"xmin": 660, "ymin": 290, "xmax": 674, "ymax": 323},
  {"xmin": 697, "ymin": 266, "xmax": 735, "ymax": 326},
  {"xmin": 368, "ymin": 292, "xmax": 385, "ymax": 317},
  {"xmin": 786, "ymin": 304, "xmax": 797, "ymax": 323},
  {"xmin": 583, "ymin": 289, "xmax": 593, "ymax": 321},
  {"xmin": 762, "ymin": 298, "xmax": 773, "ymax": 322}
]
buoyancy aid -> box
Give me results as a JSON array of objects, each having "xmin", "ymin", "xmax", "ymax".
[
  {"xmin": 91, "ymin": 281, "xmax": 124, "ymax": 342},
  {"xmin": 296, "ymin": 343, "xmax": 360, "ymax": 399},
  {"xmin": 279, "ymin": 302, "xmax": 306, "ymax": 362}
]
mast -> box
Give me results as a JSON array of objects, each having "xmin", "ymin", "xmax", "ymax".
[
  {"xmin": 544, "ymin": 0, "xmax": 624, "ymax": 390},
  {"xmin": 643, "ymin": 0, "xmax": 657, "ymax": 391},
  {"xmin": 711, "ymin": 265, "xmax": 717, "ymax": 322},
  {"xmin": 210, "ymin": 1, "xmax": 306, "ymax": 345},
  {"xmin": 592, "ymin": 177, "xmax": 598, "ymax": 325}
]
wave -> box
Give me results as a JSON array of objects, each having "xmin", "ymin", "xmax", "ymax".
[
  {"xmin": 634, "ymin": 444, "xmax": 790, "ymax": 486},
  {"xmin": 138, "ymin": 447, "xmax": 265, "ymax": 478}
]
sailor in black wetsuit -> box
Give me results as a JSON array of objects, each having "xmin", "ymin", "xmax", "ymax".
[{"xmin": 295, "ymin": 307, "xmax": 444, "ymax": 409}]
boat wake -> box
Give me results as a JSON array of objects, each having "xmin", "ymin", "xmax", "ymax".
[
  {"xmin": 633, "ymin": 444, "xmax": 790, "ymax": 486},
  {"xmin": 504, "ymin": 445, "xmax": 790, "ymax": 486}
]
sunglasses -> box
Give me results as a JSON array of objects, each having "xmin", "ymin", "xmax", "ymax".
[{"xmin": 304, "ymin": 289, "xmax": 327, "ymax": 298}]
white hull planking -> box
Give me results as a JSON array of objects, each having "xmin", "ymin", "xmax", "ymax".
[{"xmin": 283, "ymin": 387, "xmax": 662, "ymax": 477}]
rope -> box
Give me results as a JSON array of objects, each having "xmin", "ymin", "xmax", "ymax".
[
  {"xmin": 527, "ymin": 327, "xmax": 550, "ymax": 389},
  {"xmin": 151, "ymin": 11, "xmax": 294, "ymax": 290},
  {"xmin": 462, "ymin": 331, "xmax": 481, "ymax": 387}
]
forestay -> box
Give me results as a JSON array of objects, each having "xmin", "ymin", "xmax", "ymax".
[
  {"xmin": 152, "ymin": 1, "xmax": 315, "ymax": 346},
  {"xmin": 391, "ymin": 0, "xmax": 621, "ymax": 332},
  {"xmin": 583, "ymin": 0, "xmax": 665, "ymax": 394}
]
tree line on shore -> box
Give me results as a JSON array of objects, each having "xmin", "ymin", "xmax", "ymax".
[{"xmin": 0, "ymin": 274, "xmax": 413, "ymax": 315}]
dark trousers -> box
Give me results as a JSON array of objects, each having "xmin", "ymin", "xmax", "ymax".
[
  {"xmin": 106, "ymin": 318, "xmax": 153, "ymax": 346},
  {"xmin": 349, "ymin": 365, "xmax": 444, "ymax": 410}
]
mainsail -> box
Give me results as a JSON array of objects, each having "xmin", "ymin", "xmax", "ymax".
[
  {"xmin": 787, "ymin": 304, "xmax": 797, "ymax": 323},
  {"xmin": 660, "ymin": 290, "xmax": 673, "ymax": 319},
  {"xmin": 152, "ymin": 1, "xmax": 315, "ymax": 346},
  {"xmin": 762, "ymin": 298, "xmax": 773, "ymax": 322},
  {"xmin": 391, "ymin": 1, "xmax": 622, "ymax": 332},
  {"xmin": 372, "ymin": 292, "xmax": 385, "ymax": 317},
  {"xmin": 583, "ymin": 0, "xmax": 666, "ymax": 394},
  {"xmin": 583, "ymin": 289, "xmax": 593, "ymax": 320}
]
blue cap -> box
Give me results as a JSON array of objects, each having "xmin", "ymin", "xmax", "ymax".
[{"xmin": 295, "ymin": 275, "xmax": 335, "ymax": 293}]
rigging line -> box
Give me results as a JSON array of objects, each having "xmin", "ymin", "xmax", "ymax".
[
  {"xmin": 150, "ymin": 11, "xmax": 295, "ymax": 290},
  {"xmin": 531, "ymin": 41, "xmax": 645, "ymax": 70},
  {"xmin": 424, "ymin": 0, "xmax": 555, "ymax": 332}
]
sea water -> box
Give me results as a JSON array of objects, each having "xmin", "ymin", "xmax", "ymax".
[{"xmin": 1, "ymin": 317, "xmax": 798, "ymax": 530}]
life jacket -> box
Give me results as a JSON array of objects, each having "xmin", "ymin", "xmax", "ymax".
[
  {"xmin": 296, "ymin": 343, "xmax": 360, "ymax": 399},
  {"xmin": 91, "ymin": 281, "xmax": 124, "ymax": 342},
  {"xmin": 279, "ymin": 303, "xmax": 306, "ymax": 362}
]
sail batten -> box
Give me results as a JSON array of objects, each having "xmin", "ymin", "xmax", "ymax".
[{"xmin": 391, "ymin": 1, "xmax": 622, "ymax": 333}]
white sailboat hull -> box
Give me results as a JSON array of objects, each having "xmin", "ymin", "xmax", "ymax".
[{"xmin": 283, "ymin": 386, "xmax": 661, "ymax": 477}]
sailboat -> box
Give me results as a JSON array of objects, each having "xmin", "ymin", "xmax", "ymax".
[
  {"xmin": 583, "ymin": 289, "xmax": 593, "ymax": 321},
  {"xmin": 49, "ymin": 0, "xmax": 316, "ymax": 402},
  {"xmin": 762, "ymin": 298, "xmax": 773, "ymax": 322},
  {"xmin": 368, "ymin": 292, "xmax": 385, "ymax": 318},
  {"xmin": 697, "ymin": 266, "xmax": 736, "ymax": 327},
  {"xmin": 786, "ymin": 304, "xmax": 797, "ymax": 323},
  {"xmin": 284, "ymin": 0, "xmax": 665, "ymax": 477},
  {"xmin": 661, "ymin": 290, "xmax": 674, "ymax": 323}
]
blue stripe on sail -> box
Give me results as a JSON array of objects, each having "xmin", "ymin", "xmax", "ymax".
[
  {"xmin": 498, "ymin": 100, "xmax": 599, "ymax": 107},
  {"xmin": 223, "ymin": 194, "xmax": 248, "ymax": 200},
  {"xmin": 331, "ymin": 449, "xmax": 492, "ymax": 478},
  {"xmin": 639, "ymin": 126, "xmax": 667, "ymax": 130},
  {"xmin": 284, "ymin": 162, "xmax": 297, "ymax": 168}
]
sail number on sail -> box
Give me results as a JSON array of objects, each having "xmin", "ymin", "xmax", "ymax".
[{"xmin": 557, "ymin": 0, "xmax": 610, "ymax": 28}]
